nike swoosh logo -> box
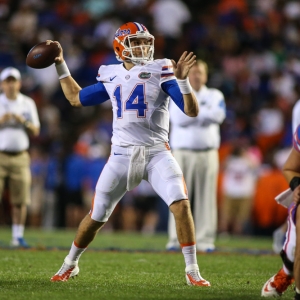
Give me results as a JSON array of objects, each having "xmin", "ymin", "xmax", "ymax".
[
  {"xmin": 110, "ymin": 76, "xmax": 117, "ymax": 81},
  {"xmin": 114, "ymin": 152, "xmax": 122, "ymax": 155},
  {"xmin": 264, "ymin": 281, "xmax": 272, "ymax": 293}
]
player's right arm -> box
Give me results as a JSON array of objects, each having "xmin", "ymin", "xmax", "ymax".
[
  {"xmin": 51, "ymin": 41, "xmax": 82, "ymax": 107},
  {"xmin": 59, "ymin": 76, "xmax": 82, "ymax": 107},
  {"xmin": 52, "ymin": 41, "xmax": 109, "ymax": 107}
]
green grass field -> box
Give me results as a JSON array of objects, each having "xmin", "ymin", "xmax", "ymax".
[{"xmin": 0, "ymin": 227, "xmax": 295, "ymax": 300}]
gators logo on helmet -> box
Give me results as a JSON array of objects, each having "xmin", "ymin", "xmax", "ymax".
[{"xmin": 113, "ymin": 22, "xmax": 155, "ymax": 65}]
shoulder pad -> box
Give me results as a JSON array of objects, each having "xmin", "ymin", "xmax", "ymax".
[{"xmin": 96, "ymin": 64, "xmax": 122, "ymax": 82}]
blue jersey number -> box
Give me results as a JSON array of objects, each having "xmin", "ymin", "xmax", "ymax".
[{"xmin": 113, "ymin": 84, "xmax": 147, "ymax": 118}]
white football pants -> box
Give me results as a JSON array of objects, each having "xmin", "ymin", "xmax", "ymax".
[
  {"xmin": 283, "ymin": 204, "xmax": 297, "ymax": 263},
  {"xmin": 89, "ymin": 143, "xmax": 188, "ymax": 222}
]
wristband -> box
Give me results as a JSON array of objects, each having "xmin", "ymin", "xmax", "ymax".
[
  {"xmin": 55, "ymin": 61, "xmax": 71, "ymax": 80},
  {"xmin": 177, "ymin": 78, "xmax": 192, "ymax": 95},
  {"xmin": 289, "ymin": 177, "xmax": 300, "ymax": 191}
]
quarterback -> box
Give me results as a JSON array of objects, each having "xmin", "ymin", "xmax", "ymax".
[{"xmin": 49, "ymin": 22, "xmax": 210, "ymax": 287}]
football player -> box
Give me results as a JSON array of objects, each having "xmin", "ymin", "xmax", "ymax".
[
  {"xmin": 49, "ymin": 22, "xmax": 210, "ymax": 287},
  {"xmin": 262, "ymin": 124, "xmax": 300, "ymax": 299}
]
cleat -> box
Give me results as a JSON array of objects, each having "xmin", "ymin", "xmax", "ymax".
[
  {"xmin": 261, "ymin": 268, "xmax": 294, "ymax": 297},
  {"xmin": 166, "ymin": 241, "xmax": 180, "ymax": 251},
  {"xmin": 11, "ymin": 238, "xmax": 29, "ymax": 248},
  {"xmin": 50, "ymin": 256, "xmax": 79, "ymax": 282},
  {"xmin": 166, "ymin": 246, "xmax": 180, "ymax": 252},
  {"xmin": 185, "ymin": 264, "xmax": 211, "ymax": 287}
]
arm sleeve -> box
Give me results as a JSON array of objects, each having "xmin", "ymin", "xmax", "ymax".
[
  {"xmin": 79, "ymin": 82, "xmax": 110, "ymax": 106},
  {"xmin": 161, "ymin": 79, "xmax": 184, "ymax": 112}
]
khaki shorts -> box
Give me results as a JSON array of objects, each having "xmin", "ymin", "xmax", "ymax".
[
  {"xmin": 222, "ymin": 196, "xmax": 252, "ymax": 224},
  {"xmin": 0, "ymin": 151, "xmax": 31, "ymax": 205}
]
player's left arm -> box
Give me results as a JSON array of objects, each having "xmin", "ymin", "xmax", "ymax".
[
  {"xmin": 171, "ymin": 51, "xmax": 198, "ymax": 117},
  {"xmin": 283, "ymin": 147, "xmax": 300, "ymax": 205},
  {"xmin": 283, "ymin": 148, "xmax": 300, "ymax": 186}
]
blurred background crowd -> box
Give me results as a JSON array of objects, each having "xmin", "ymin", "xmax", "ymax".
[{"xmin": 0, "ymin": 0, "xmax": 298, "ymax": 236}]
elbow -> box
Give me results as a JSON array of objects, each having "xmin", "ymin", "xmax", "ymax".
[
  {"xmin": 32, "ymin": 128, "xmax": 40, "ymax": 137},
  {"xmin": 194, "ymin": 106, "xmax": 199, "ymax": 117},
  {"xmin": 68, "ymin": 96, "xmax": 81, "ymax": 107},
  {"xmin": 186, "ymin": 107, "xmax": 199, "ymax": 117},
  {"xmin": 189, "ymin": 111, "xmax": 198, "ymax": 117},
  {"xmin": 70, "ymin": 101, "xmax": 81, "ymax": 107}
]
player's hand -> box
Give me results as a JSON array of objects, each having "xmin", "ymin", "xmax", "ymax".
[
  {"xmin": 11, "ymin": 113, "xmax": 26, "ymax": 124},
  {"xmin": 171, "ymin": 51, "xmax": 196, "ymax": 80},
  {"xmin": 46, "ymin": 40, "xmax": 64, "ymax": 65},
  {"xmin": 0, "ymin": 113, "xmax": 12, "ymax": 124},
  {"xmin": 293, "ymin": 185, "xmax": 300, "ymax": 205}
]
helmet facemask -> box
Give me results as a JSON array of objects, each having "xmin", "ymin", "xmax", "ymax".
[{"xmin": 117, "ymin": 31, "xmax": 155, "ymax": 65}]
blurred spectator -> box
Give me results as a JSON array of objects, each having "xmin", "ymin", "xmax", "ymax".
[
  {"xmin": 219, "ymin": 145, "xmax": 258, "ymax": 235},
  {"xmin": 28, "ymin": 145, "xmax": 47, "ymax": 227},
  {"xmin": 9, "ymin": 1, "xmax": 38, "ymax": 43},
  {"xmin": 83, "ymin": 0, "xmax": 114, "ymax": 19},
  {"xmin": 64, "ymin": 144, "xmax": 88, "ymax": 228},
  {"xmin": 149, "ymin": 0, "xmax": 191, "ymax": 57},
  {"xmin": 252, "ymin": 153, "xmax": 289, "ymax": 236},
  {"xmin": 122, "ymin": 180, "xmax": 160, "ymax": 235},
  {"xmin": 254, "ymin": 95, "xmax": 285, "ymax": 155},
  {"xmin": 41, "ymin": 143, "xmax": 62, "ymax": 229}
]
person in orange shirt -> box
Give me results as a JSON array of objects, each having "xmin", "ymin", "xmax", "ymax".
[{"xmin": 252, "ymin": 156, "xmax": 289, "ymax": 235}]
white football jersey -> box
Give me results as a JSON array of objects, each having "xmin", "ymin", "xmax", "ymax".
[{"xmin": 96, "ymin": 59, "xmax": 176, "ymax": 146}]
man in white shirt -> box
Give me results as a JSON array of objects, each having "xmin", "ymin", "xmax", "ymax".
[
  {"xmin": 167, "ymin": 60, "xmax": 226, "ymax": 252},
  {"xmin": 0, "ymin": 67, "xmax": 40, "ymax": 247},
  {"xmin": 49, "ymin": 22, "xmax": 211, "ymax": 287}
]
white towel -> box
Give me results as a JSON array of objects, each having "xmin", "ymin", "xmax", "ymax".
[
  {"xmin": 275, "ymin": 188, "xmax": 293, "ymax": 208},
  {"xmin": 127, "ymin": 146, "xmax": 146, "ymax": 191}
]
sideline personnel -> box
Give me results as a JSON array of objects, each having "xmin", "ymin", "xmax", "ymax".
[{"xmin": 0, "ymin": 67, "xmax": 40, "ymax": 247}]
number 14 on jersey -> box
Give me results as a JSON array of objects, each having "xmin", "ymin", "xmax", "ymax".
[{"xmin": 113, "ymin": 84, "xmax": 148, "ymax": 118}]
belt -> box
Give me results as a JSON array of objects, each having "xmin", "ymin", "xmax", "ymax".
[{"xmin": 0, "ymin": 150, "xmax": 26, "ymax": 156}]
